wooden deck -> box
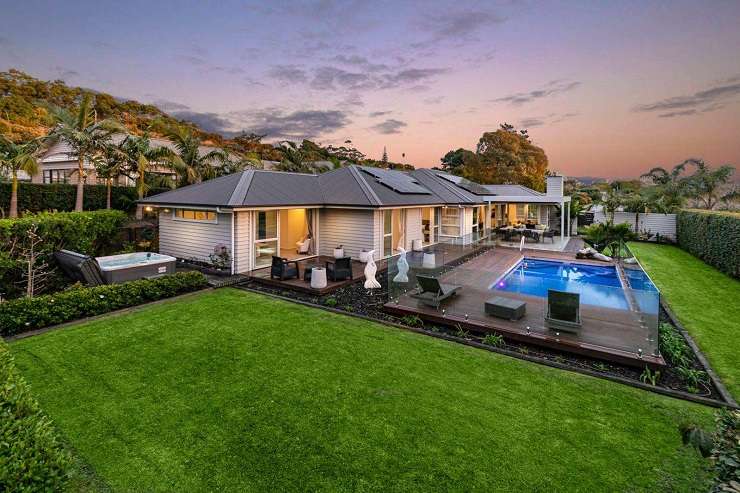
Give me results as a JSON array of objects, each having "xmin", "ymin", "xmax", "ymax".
[
  {"xmin": 385, "ymin": 246, "xmax": 663, "ymax": 368},
  {"xmin": 248, "ymin": 241, "xmax": 491, "ymax": 295}
]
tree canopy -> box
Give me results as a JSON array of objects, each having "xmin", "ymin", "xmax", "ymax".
[{"xmin": 440, "ymin": 124, "xmax": 549, "ymax": 191}]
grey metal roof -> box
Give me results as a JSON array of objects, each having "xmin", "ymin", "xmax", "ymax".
[
  {"xmin": 409, "ymin": 169, "xmax": 483, "ymax": 204},
  {"xmin": 482, "ymin": 184, "xmax": 544, "ymax": 197},
  {"xmin": 140, "ymin": 164, "xmax": 542, "ymax": 208}
]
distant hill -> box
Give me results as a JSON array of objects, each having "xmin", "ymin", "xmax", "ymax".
[
  {"xmin": 571, "ymin": 176, "xmax": 606, "ymax": 185},
  {"xmin": 0, "ymin": 69, "xmax": 224, "ymax": 143},
  {"xmin": 0, "ymin": 69, "xmax": 412, "ymax": 168}
]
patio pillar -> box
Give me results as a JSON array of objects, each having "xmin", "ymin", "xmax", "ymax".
[
  {"xmin": 566, "ymin": 201, "xmax": 570, "ymax": 237},
  {"xmin": 560, "ymin": 200, "xmax": 565, "ymax": 244}
]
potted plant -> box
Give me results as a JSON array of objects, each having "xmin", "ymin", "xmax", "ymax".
[{"xmin": 333, "ymin": 245, "xmax": 344, "ymax": 258}]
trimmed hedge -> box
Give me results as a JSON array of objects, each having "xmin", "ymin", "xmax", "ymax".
[
  {"xmin": 0, "ymin": 271, "xmax": 208, "ymax": 337},
  {"xmin": 1, "ymin": 339, "xmax": 71, "ymax": 491},
  {"xmin": 0, "ymin": 182, "xmax": 170, "ymax": 215},
  {"xmin": 677, "ymin": 210, "xmax": 740, "ymax": 278},
  {"xmin": 0, "ymin": 209, "xmax": 127, "ymax": 257}
]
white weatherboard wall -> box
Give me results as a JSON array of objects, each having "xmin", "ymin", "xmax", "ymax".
[
  {"xmin": 233, "ymin": 211, "xmax": 252, "ymax": 273},
  {"xmin": 319, "ymin": 208, "xmax": 375, "ymax": 259},
  {"xmin": 592, "ymin": 211, "xmax": 676, "ymax": 240},
  {"xmin": 405, "ymin": 208, "xmax": 423, "ymax": 250},
  {"xmin": 159, "ymin": 210, "xmax": 232, "ymax": 262}
]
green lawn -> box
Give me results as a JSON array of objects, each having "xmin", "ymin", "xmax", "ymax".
[
  {"xmin": 629, "ymin": 242, "xmax": 740, "ymax": 398},
  {"xmin": 11, "ymin": 289, "xmax": 712, "ymax": 492}
]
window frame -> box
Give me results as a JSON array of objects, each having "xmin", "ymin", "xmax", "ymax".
[{"xmin": 172, "ymin": 209, "xmax": 219, "ymax": 224}]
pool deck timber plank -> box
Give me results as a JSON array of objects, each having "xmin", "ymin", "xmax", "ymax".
[{"xmin": 385, "ymin": 246, "xmax": 663, "ymax": 368}]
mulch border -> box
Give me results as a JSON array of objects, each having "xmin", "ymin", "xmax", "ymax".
[{"xmin": 660, "ymin": 300, "xmax": 738, "ymax": 407}]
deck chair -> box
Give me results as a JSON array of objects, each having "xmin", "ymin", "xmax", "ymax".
[
  {"xmin": 54, "ymin": 249, "xmax": 106, "ymax": 286},
  {"xmin": 545, "ymin": 289, "xmax": 581, "ymax": 332},
  {"xmin": 271, "ymin": 256, "xmax": 299, "ymax": 280},
  {"xmin": 326, "ymin": 256, "xmax": 353, "ymax": 281},
  {"xmin": 410, "ymin": 275, "xmax": 461, "ymax": 309},
  {"xmin": 296, "ymin": 237, "xmax": 311, "ymax": 254}
]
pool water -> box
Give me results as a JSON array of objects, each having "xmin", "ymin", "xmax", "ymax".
[
  {"xmin": 493, "ymin": 258, "xmax": 655, "ymax": 310},
  {"xmin": 96, "ymin": 252, "xmax": 175, "ymax": 270}
]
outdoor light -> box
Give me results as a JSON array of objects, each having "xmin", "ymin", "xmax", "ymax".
[{"xmin": 144, "ymin": 206, "xmax": 153, "ymax": 212}]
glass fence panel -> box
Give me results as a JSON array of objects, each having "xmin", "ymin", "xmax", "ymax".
[{"xmin": 387, "ymin": 252, "xmax": 661, "ymax": 362}]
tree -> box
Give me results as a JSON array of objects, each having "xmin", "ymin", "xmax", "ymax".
[
  {"xmin": 439, "ymin": 124, "xmax": 549, "ymax": 190},
  {"xmin": 0, "ymin": 136, "xmax": 40, "ymax": 218},
  {"xmin": 440, "ymin": 148, "xmax": 477, "ymax": 175},
  {"xmin": 640, "ymin": 161, "xmax": 688, "ymax": 213},
  {"xmin": 165, "ymin": 126, "xmax": 228, "ymax": 186},
  {"xmin": 381, "ymin": 146, "xmax": 388, "ymax": 164},
  {"xmin": 95, "ymin": 143, "xmax": 126, "ymax": 210},
  {"xmin": 46, "ymin": 93, "xmax": 122, "ymax": 211},
  {"xmin": 682, "ymin": 158, "xmax": 735, "ymax": 210},
  {"xmin": 276, "ymin": 141, "xmax": 310, "ymax": 173}
]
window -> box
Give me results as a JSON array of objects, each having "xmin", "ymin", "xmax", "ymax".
[
  {"xmin": 515, "ymin": 204, "xmax": 527, "ymax": 222},
  {"xmin": 383, "ymin": 210, "xmax": 392, "ymax": 257},
  {"xmin": 527, "ymin": 205, "xmax": 539, "ymax": 221},
  {"xmin": 440, "ymin": 207, "xmax": 461, "ymax": 236},
  {"xmin": 174, "ymin": 209, "xmax": 217, "ymax": 222},
  {"xmin": 43, "ymin": 169, "xmax": 73, "ymax": 184}
]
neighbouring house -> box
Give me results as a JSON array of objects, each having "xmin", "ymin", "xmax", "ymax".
[
  {"xmin": 138, "ymin": 165, "xmax": 571, "ymax": 274},
  {"xmin": 32, "ymin": 134, "xmax": 222, "ymax": 186}
]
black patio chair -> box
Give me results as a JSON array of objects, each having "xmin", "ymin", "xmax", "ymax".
[
  {"xmin": 326, "ymin": 256, "xmax": 353, "ymax": 281},
  {"xmin": 54, "ymin": 249, "xmax": 106, "ymax": 286},
  {"xmin": 542, "ymin": 229, "xmax": 556, "ymax": 243},
  {"xmin": 410, "ymin": 275, "xmax": 461, "ymax": 309},
  {"xmin": 271, "ymin": 256, "xmax": 299, "ymax": 280},
  {"xmin": 545, "ymin": 289, "xmax": 581, "ymax": 332},
  {"xmin": 523, "ymin": 229, "xmax": 540, "ymax": 243}
]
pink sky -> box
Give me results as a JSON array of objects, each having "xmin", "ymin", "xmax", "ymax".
[{"xmin": 1, "ymin": 0, "xmax": 739, "ymax": 178}]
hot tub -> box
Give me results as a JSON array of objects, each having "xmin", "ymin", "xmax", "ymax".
[{"xmin": 96, "ymin": 252, "xmax": 177, "ymax": 284}]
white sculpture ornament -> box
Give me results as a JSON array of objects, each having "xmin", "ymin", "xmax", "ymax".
[
  {"xmin": 393, "ymin": 247, "xmax": 409, "ymax": 283},
  {"xmin": 364, "ymin": 250, "xmax": 382, "ymax": 289}
]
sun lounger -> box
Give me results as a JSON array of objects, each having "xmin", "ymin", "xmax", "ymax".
[{"xmin": 410, "ymin": 275, "xmax": 461, "ymax": 309}]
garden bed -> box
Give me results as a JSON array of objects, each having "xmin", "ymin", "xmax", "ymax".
[{"xmin": 239, "ymin": 252, "xmax": 732, "ymax": 406}]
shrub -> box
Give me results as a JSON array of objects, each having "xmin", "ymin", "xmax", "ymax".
[
  {"xmin": 0, "ymin": 340, "xmax": 71, "ymax": 491},
  {"xmin": 0, "ymin": 182, "xmax": 170, "ymax": 215},
  {"xmin": 483, "ymin": 333, "xmax": 504, "ymax": 347},
  {"xmin": 677, "ymin": 210, "xmax": 740, "ymax": 278},
  {"xmin": 0, "ymin": 210, "xmax": 127, "ymax": 298},
  {"xmin": 323, "ymin": 297, "xmax": 338, "ymax": 307},
  {"xmin": 658, "ymin": 322, "xmax": 691, "ymax": 367},
  {"xmin": 0, "ymin": 271, "xmax": 208, "ymax": 337}
]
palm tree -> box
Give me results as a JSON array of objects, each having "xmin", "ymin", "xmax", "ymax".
[
  {"xmin": 640, "ymin": 161, "xmax": 688, "ymax": 212},
  {"xmin": 0, "ymin": 136, "xmax": 41, "ymax": 218},
  {"xmin": 276, "ymin": 141, "xmax": 308, "ymax": 173},
  {"xmin": 165, "ymin": 126, "xmax": 227, "ymax": 185},
  {"xmin": 119, "ymin": 134, "xmax": 177, "ymax": 201},
  {"xmin": 95, "ymin": 143, "xmax": 127, "ymax": 209},
  {"xmin": 46, "ymin": 93, "xmax": 122, "ymax": 211},
  {"xmin": 682, "ymin": 158, "xmax": 735, "ymax": 210}
]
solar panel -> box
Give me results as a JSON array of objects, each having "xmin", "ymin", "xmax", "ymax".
[
  {"xmin": 435, "ymin": 172, "xmax": 491, "ymax": 195},
  {"xmin": 360, "ymin": 167, "xmax": 431, "ymax": 194}
]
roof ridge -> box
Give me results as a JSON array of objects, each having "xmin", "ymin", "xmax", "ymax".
[
  {"xmin": 348, "ymin": 166, "xmax": 382, "ymax": 206},
  {"xmin": 425, "ymin": 169, "xmax": 475, "ymax": 202},
  {"xmin": 228, "ymin": 170, "xmax": 255, "ymax": 206}
]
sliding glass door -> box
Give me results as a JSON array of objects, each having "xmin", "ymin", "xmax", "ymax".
[{"xmin": 254, "ymin": 210, "xmax": 278, "ymax": 269}]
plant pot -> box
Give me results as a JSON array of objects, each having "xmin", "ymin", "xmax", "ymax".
[
  {"xmin": 359, "ymin": 250, "xmax": 370, "ymax": 263},
  {"xmin": 333, "ymin": 248, "xmax": 344, "ymax": 259}
]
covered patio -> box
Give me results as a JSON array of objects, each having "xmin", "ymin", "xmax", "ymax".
[{"xmin": 487, "ymin": 196, "xmax": 574, "ymax": 251}]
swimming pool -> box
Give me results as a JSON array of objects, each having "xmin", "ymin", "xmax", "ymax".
[{"xmin": 493, "ymin": 258, "xmax": 657, "ymax": 310}]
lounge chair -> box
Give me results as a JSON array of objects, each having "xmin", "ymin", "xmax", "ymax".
[
  {"xmin": 410, "ymin": 275, "xmax": 461, "ymax": 309},
  {"xmin": 271, "ymin": 256, "xmax": 299, "ymax": 280},
  {"xmin": 545, "ymin": 289, "xmax": 581, "ymax": 332},
  {"xmin": 54, "ymin": 249, "xmax": 106, "ymax": 286},
  {"xmin": 326, "ymin": 256, "xmax": 353, "ymax": 281},
  {"xmin": 296, "ymin": 238, "xmax": 311, "ymax": 255}
]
